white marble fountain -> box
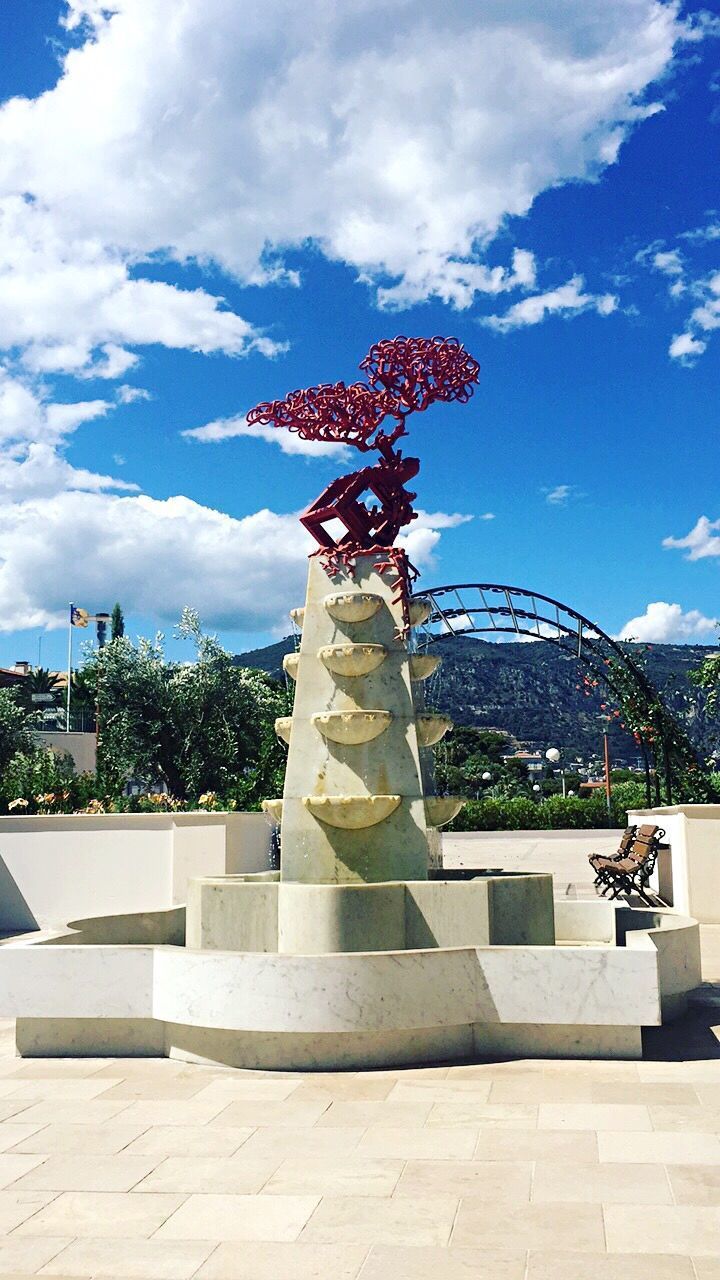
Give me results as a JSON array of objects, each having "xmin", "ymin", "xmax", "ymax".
[{"xmin": 0, "ymin": 555, "xmax": 702, "ymax": 1067}]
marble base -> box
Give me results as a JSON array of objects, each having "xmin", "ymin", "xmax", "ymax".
[
  {"xmin": 1, "ymin": 904, "xmax": 701, "ymax": 1068},
  {"xmin": 16, "ymin": 1017, "xmax": 641, "ymax": 1067},
  {"xmin": 186, "ymin": 873, "xmax": 556, "ymax": 953}
]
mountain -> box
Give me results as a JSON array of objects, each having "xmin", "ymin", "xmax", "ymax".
[{"xmin": 234, "ymin": 634, "xmax": 720, "ymax": 765}]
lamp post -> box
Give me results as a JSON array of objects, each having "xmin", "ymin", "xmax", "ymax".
[{"xmin": 545, "ymin": 746, "xmax": 565, "ymax": 797}]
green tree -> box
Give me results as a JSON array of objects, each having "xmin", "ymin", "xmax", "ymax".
[
  {"xmin": 81, "ymin": 609, "xmax": 289, "ymax": 805},
  {"xmin": 110, "ymin": 603, "xmax": 125, "ymax": 641},
  {"xmin": 0, "ymin": 688, "xmax": 36, "ymax": 771}
]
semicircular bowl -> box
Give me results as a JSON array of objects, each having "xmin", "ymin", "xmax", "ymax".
[
  {"xmin": 319, "ymin": 644, "xmax": 386, "ymax": 677},
  {"xmin": 409, "ymin": 599, "xmax": 432, "ymax": 626},
  {"xmin": 289, "ymin": 607, "xmax": 305, "ymax": 629},
  {"xmin": 324, "ymin": 592, "xmax": 383, "ymax": 623},
  {"xmin": 261, "ymin": 798, "xmax": 283, "ymax": 824},
  {"xmin": 409, "ymin": 654, "xmax": 441, "ymax": 681},
  {"xmin": 274, "ymin": 716, "xmax": 293, "ymax": 745},
  {"xmin": 425, "ymin": 796, "xmax": 465, "ymax": 827},
  {"xmin": 417, "ymin": 713, "xmax": 453, "ymax": 747},
  {"xmin": 282, "ymin": 653, "xmax": 300, "ymax": 681},
  {"xmin": 303, "ymin": 794, "xmax": 401, "ymax": 829},
  {"xmin": 312, "ymin": 710, "xmax": 392, "ymax": 745}
]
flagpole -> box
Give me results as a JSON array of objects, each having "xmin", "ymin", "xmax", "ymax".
[{"xmin": 66, "ymin": 603, "xmax": 73, "ymax": 733}]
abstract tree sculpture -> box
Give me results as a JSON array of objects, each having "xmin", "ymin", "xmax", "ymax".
[{"xmin": 247, "ymin": 335, "xmax": 480, "ymax": 622}]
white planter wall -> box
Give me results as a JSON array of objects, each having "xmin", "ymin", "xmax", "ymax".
[{"xmin": 0, "ymin": 811, "xmax": 272, "ymax": 931}]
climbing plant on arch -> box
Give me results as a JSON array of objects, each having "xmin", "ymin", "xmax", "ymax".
[{"xmin": 412, "ymin": 582, "xmax": 715, "ymax": 806}]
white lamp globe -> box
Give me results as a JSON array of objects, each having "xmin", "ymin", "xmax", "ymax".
[
  {"xmin": 545, "ymin": 747, "xmax": 561, "ymax": 764},
  {"xmin": 568, "ymin": 789, "xmax": 575, "ymax": 796},
  {"xmin": 532, "ymin": 783, "xmax": 541, "ymax": 792},
  {"xmin": 482, "ymin": 771, "xmax": 492, "ymax": 781}
]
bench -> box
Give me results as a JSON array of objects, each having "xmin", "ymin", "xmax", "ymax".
[
  {"xmin": 590, "ymin": 824, "xmax": 666, "ymax": 905},
  {"xmin": 588, "ymin": 826, "xmax": 636, "ymax": 888}
]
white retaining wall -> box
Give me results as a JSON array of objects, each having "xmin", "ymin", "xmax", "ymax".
[{"xmin": 0, "ymin": 811, "xmax": 272, "ymax": 931}]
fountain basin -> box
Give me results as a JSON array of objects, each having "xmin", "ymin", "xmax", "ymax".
[
  {"xmin": 312, "ymin": 710, "xmax": 392, "ymax": 745},
  {"xmin": 2, "ymin": 898, "xmax": 701, "ymax": 1067},
  {"xmin": 318, "ymin": 644, "xmax": 387, "ymax": 677}
]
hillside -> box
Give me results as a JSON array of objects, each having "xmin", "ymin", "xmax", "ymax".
[{"xmin": 234, "ymin": 635, "xmax": 720, "ymax": 765}]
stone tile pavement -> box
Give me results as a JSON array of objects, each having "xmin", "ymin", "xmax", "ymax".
[
  {"xmin": 0, "ymin": 1013, "xmax": 718, "ymax": 1276},
  {"xmin": 1, "ymin": 829, "xmax": 719, "ymax": 1276}
]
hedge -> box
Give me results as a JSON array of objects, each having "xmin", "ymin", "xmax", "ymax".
[{"xmin": 447, "ymin": 781, "xmax": 649, "ymax": 832}]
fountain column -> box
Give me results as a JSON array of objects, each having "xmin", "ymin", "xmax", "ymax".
[{"xmin": 267, "ymin": 553, "xmax": 455, "ymax": 884}]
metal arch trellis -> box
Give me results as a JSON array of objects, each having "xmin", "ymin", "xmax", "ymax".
[{"xmin": 412, "ymin": 582, "xmax": 703, "ymax": 807}]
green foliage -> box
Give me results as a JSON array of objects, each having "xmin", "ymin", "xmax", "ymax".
[
  {"xmin": 0, "ymin": 689, "xmax": 36, "ymax": 772},
  {"xmin": 80, "ymin": 609, "xmax": 289, "ymax": 806},
  {"xmin": 110, "ymin": 603, "xmax": 125, "ymax": 641},
  {"xmin": 0, "ymin": 747, "xmax": 98, "ymax": 814}
]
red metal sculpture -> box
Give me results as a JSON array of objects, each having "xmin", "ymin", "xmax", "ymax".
[{"xmin": 247, "ymin": 335, "xmax": 480, "ymax": 623}]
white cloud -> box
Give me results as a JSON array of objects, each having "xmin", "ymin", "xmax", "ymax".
[
  {"xmin": 0, "ymin": 492, "xmax": 466, "ymax": 631},
  {"xmin": 618, "ymin": 601, "xmax": 718, "ymax": 643},
  {"xmin": 652, "ymin": 249, "xmax": 683, "ymax": 277},
  {"xmin": 664, "ymin": 515, "xmax": 720, "ymax": 560},
  {"xmin": 0, "ymin": 196, "xmax": 283, "ymax": 377},
  {"xmin": 398, "ymin": 509, "xmax": 472, "ymax": 568},
  {"xmin": 0, "ymin": 365, "xmax": 131, "ymax": 500},
  {"xmin": 0, "ymin": 0, "xmax": 690, "ymax": 321},
  {"xmin": 669, "ymin": 331, "xmax": 707, "ymax": 361},
  {"xmin": 543, "ymin": 484, "xmax": 582, "ymax": 506},
  {"xmin": 116, "ymin": 385, "xmax": 151, "ymax": 405},
  {"xmin": 483, "ymin": 277, "xmax": 618, "ymax": 331},
  {"xmin": 182, "ymin": 414, "xmax": 349, "ymax": 458},
  {"xmin": 480, "ymin": 512, "xmax": 495, "ymax": 521}
]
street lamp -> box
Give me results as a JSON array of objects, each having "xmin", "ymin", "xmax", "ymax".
[
  {"xmin": 545, "ymin": 746, "xmax": 566, "ymax": 797},
  {"xmin": 481, "ymin": 771, "xmax": 492, "ymax": 783}
]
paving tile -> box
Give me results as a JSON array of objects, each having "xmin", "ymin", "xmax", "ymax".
[
  {"xmin": 358, "ymin": 1244, "xmax": 526, "ymax": 1280},
  {"xmin": 451, "ymin": 1201, "xmax": 605, "ymax": 1252},
  {"xmin": 135, "ymin": 1155, "xmax": 280, "ymax": 1193},
  {"xmin": 531, "ymin": 1160, "xmax": 672, "ymax": 1204},
  {"xmin": 0, "ymin": 1154, "xmax": 46, "ymax": 1190},
  {"xmin": 650, "ymin": 1104, "xmax": 720, "ymax": 1132},
  {"xmin": 301, "ymin": 1194, "xmax": 458, "ymax": 1246},
  {"xmin": 538, "ymin": 1104, "xmax": 652, "ymax": 1131},
  {"xmin": 16, "ymin": 1154, "xmax": 159, "ymax": 1192},
  {"xmin": 14, "ymin": 1101, "xmax": 133, "ymax": 1126},
  {"xmin": 667, "ymin": 1164, "xmax": 720, "ymax": 1204},
  {"xmin": 264, "ymin": 1156, "xmax": 403, "ymax": 1197},
  {"xmin": 0, "ymin": 1188, "xmax": 58, "ymax": 1233},
  {"xmin": 97, "ymin": 1078, "xmax": 212, "ymax": 1101},
  {"xmin": 294, "ymin": 1077, "xmax": 395, "ymax": 1101},
  {"xmin": 487, "ymin": 1077, "xmax": 604, "ymax": 1103},
  {"xmin": 239, "ymin": 1126, "xmax": 364, "ymax": 1160},
  {"xmin": 196, "ymin": 1240, "xmax": 367, "ymax": 1279},
  {"xmin": 389, "ymin": 1083, "xmax": 492, "ymax": 1104},
  {"xmin": 192, "ymin": 1078, "xmax": 301, "ymax": 1103},
  {"xmin": 314, "ymin": 1100, "xmax": 430, "ymax": 1128},
  {"xmin": 526, "ymin": 1251, "xmax": 694, "ymax": 1278},
  {"xmin": 123, "ymin": 1124, "xmax": 253, "ymax": 1157},
  {"xmin": 0, "ymin": 1060, "xmax": 109, "ymax": 1079},
  {"xmin": 113, "ymin": 1099, "xmax": 231, "ymax": 1127},
  {"xmin": 604, "ymin": 1204, "xmax": 720, "ymax": 1255},
  {"xmin": 0, "ymin": 1124, "xmax": 46, "ymax": 1153},
  {"xmin": 208, "ymin": 1097, "xmax": 330, "ymax": 1128},
  {"xmin": 13, "ymin": 1191, "xmax": 184, "ymax": 1238},
  {"xmin": 156, "ymin": 1192, "xmax": 320, "ymax": 1242},
  {"xmin": 11, "ymin": 1125, "xmax": 150, "ymax": 1155},
  {"xmin": 39, "ymin": 1237, "xmax": 215, "ymax": 1278},
  {"xmin": 357, "ymin": 1125, "xmax": 477, "ymax": 1160},
  {"xmin": 598, "ymin": 1131, "xmax": 720, "ymax": 1164},
  {"xmin": 427, "ymin": 1102, "xmax": 537, "ymax": 1128},
  {"xmin": 589, "ymin": 1084, "xmax": 699, "ymax": 1106},
  {"xmin": 693, "ymin": 1262, "xmax": 720, "ymax": 1278},
  {"xmin": 473, "ymin": 1129, "xmax": 598, "ymax": 1162},
  {"xmin": 396, "ymin": 1158, "xmax": 531, "ymax": 1200},
  {"xmin": 0, "ymin": 1235, "xmax": 71, "ymax": 1275},
  {"xmin": 2, "ymin": 1078, "xmax": 121, "ymax": 1101},
  {"xmin": 0, "ymin": 1101, "xmax": 36, "ymax": 1122}
]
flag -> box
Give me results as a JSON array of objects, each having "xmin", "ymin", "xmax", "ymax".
[{"xmin": 70, "ymin": 605, "xmax": 89, "ymax": 628}]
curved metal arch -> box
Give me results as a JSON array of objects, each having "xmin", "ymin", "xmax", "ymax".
[{"xmin": 411, "ymin": 582, "xmax": 698, "ymax": 806}]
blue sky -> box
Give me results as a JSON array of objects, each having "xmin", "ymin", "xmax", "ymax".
[{"xmin": 0, "ymin": 0, "xmax": 718, "ymax": 671}]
